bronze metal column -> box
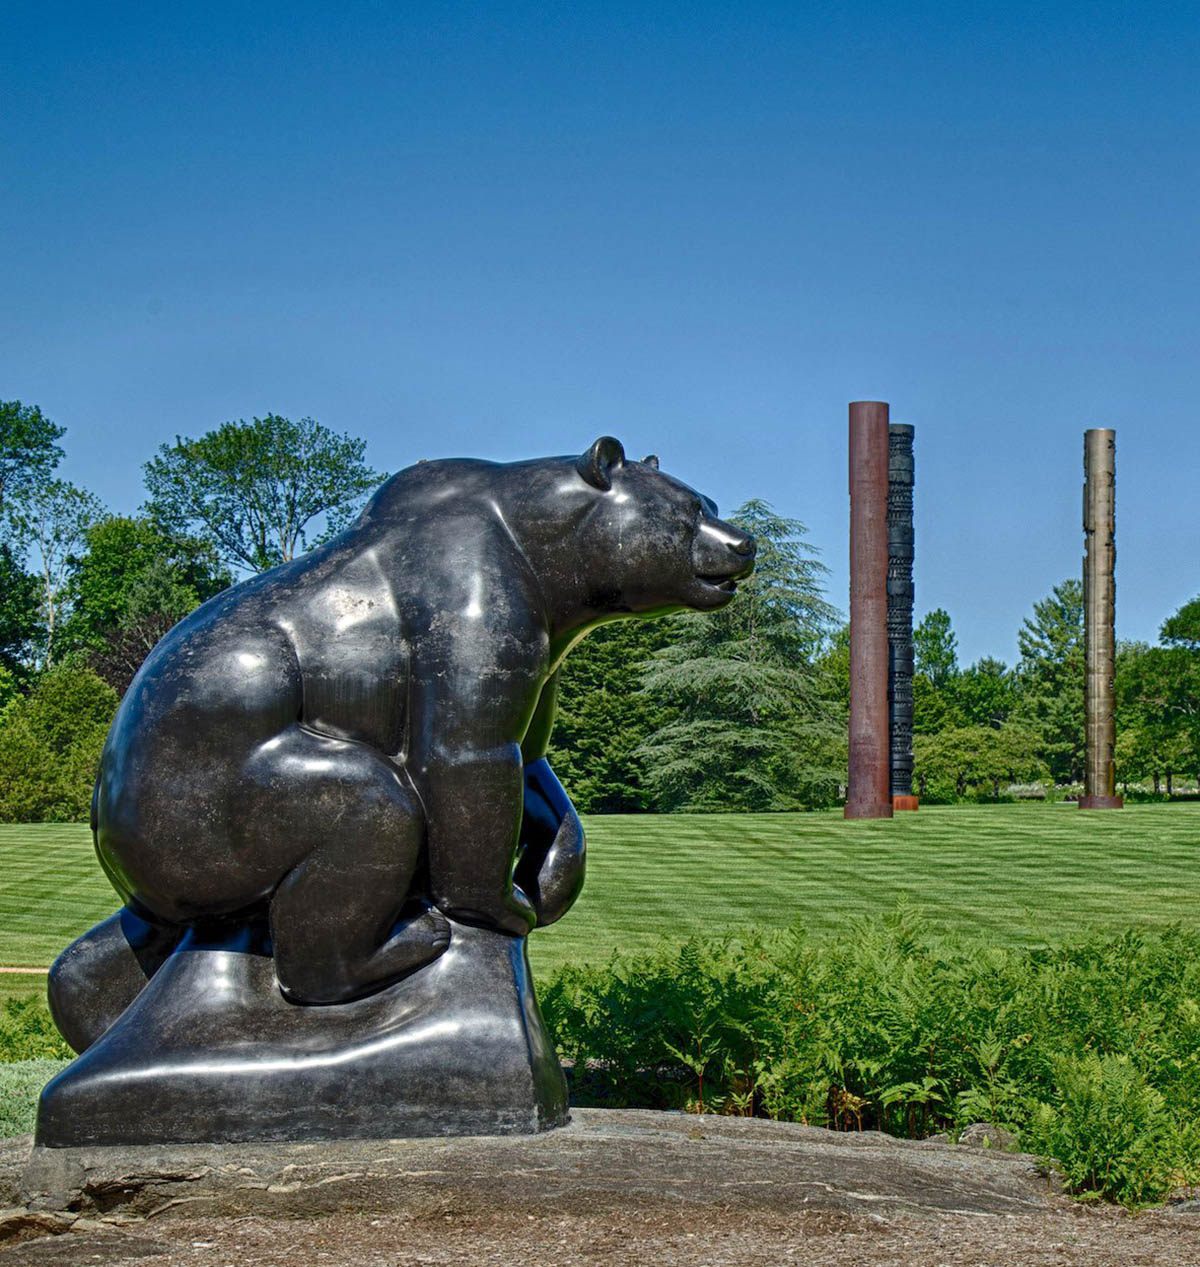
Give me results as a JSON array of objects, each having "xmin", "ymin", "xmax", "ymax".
[
  {"xmin": 846, "ymin": 402, "xmax": 893, "ymax": 819},
  {"xmin": 888, "ymin": 424, "xmax": 918, "ymax": 810},
  {"xmin": 1080, "ymin": 428, "xmax": 1123, "ymax": 810}
]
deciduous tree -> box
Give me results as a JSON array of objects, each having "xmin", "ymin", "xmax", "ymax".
[
  {"xmin": 65, "ymin": 515, "xmax": 231, "ymax": 691},
  {"xmin": 1160, "ymin": 596, "xmax": 1200, "ymax": 651},
  {"xmin": 0, "ymin": 543, "xmax": 42, "ymax": 680},
  {"xmin": 949, "ymin": 657, "xmax": 1018, "ymax": 729},
  {"xmin": 0, "ymin": 665, "xmax": 117, "ymax": 821},
  {"xmin": 914, "ymin": 724, "xmax": 1045, "ymax": 800},
  {"xmin": 143, "ymin": 415, "xmax": 383, "ymax": 573},
  {"xmin": 0, "ymin": 400, "xmax": 64, "ymax": 518},
  {"xmin": 6, "ymin": 479, "xmax": 104, "ymax": 665},
  {"xmin": 1116, "ymin": 639, "xmax": 1200, "ymax": 793}
]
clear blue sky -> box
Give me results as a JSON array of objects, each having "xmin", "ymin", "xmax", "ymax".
[{"xmin": 3, "ymin": 1, "xmax": 1197, "ymax": 664}]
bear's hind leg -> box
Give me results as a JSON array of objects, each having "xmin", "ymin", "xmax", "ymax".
[
  {"xmin": 271, "ymin": 844, "xmax": 449, "ymax": 1004},
  {"xmin": 248, "ymin": 730, "xmax": 449, "ymax": 1004}
]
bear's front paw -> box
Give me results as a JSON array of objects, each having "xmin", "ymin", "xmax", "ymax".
[
  {"xmin": 439, "ymin": 885, "xmax": 536, "ymax": 938},
  {"xmin": 505, "ymin": 883, "xmax": 538, "ymax": 934}
]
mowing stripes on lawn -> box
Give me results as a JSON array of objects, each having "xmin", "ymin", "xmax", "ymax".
[
  {"xmin": 0, "ymin": 824, "xmax": 116, "ymax": 967},
  {"xmin": 527, "ymin": 804, "xmax": 1200, "ymax": 977},
  {"xmin": 1, "ymin": 805, "xmax": 1198, "ymax": 982}
]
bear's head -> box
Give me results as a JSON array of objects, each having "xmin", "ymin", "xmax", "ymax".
[{"xmin": 569, "ymin": 436, "xmax": 756, "ymax": 617}]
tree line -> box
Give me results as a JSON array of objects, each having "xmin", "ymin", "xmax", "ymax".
[
  {"xmin": 904, "ymin": 586, "xmax": 1200, "ymax": 801},
  {"xmin": 1, "ymin": 397, "xmax": 1196, "ymax": 819},
  {"xmin": 0, "ymin": 403, "xmax": 381, "ymax": 819}
]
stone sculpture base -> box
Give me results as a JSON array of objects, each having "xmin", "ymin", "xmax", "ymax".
[{"xmin": 35, "ymin": 921, "xmax": 567, "ymax": 1149}]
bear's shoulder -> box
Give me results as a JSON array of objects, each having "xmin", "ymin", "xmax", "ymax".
[{"xmin": 360, "ymin": 458, "xmax": 506, "ymax": 525}]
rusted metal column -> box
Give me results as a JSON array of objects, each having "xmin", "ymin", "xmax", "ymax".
[
  {"xmin": 888, "ymin": 424, "xmax": 918, "ymax": 810},
  {"xmin": 846, "ymin": 402, "xmax": 893, "ymax": 819},
  {"xmin": 1080, "ymin": 429, "xmax": 1123, "ymax": 810}
]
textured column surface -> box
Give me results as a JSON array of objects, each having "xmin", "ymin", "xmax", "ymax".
[
  {"xmin": 846, "ymin": 402, "xmax": 893, "ymax": 819},
  {"xmin": 887, "ymin": 424, "xmax": 917, "ymax": 810},
  {"xmin": 1080, "ymin": 428, "xmax": 1122, "ymax": 810}
]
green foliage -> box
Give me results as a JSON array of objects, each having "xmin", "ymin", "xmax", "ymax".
[
  {"xmin": 143, "ymin": 414, "xmax": 383, "ymax": 573},
  {"xmin": 636, "ymin": 500, "xmax": 844, "ymax": 811},
  {"xmin": 1161, "ymin": 595, "xmax": 1200, "ymax": 650},
  {"xmin": 0, "ymin": 665, "xmax": 117, "ymax": 821},
  {"xmin": 66, "ymin": 515, "xmax": 231, "ymax": 692},
  {"xmin": 913, "ymin": 609, "xmax": 958, "ymax": 689},
  {"xmin": 915, "ymin": 657, "xmax": 1020, "ymax": 740},
  {"xmin": 914, "ymin": 724, "xmax": 1045, "ymax": 801},
  {"xmin": 0, "ymin": 996, "xmax": 71, "ymax": 1062},
  {"xmin": 1115, "ymin": 640, "xmax": 1199, "ymax": 788},
  {"xmin": 548, "ymin": 619, "xmax": 677, "ymax": 812},
  {"xmin": 1024, "ymin": 1053, "xmax": 1183, "ymax": 1207},
  {"xmin": 0, "ymin": 400, "xmax": 64, "ymax": 516},
  {"xmin": 912, "ymin": 670, "xmax": 954, "ymax": 735},
  {"xmin": 0, "ymin": 542, "xmax": 43, "ymax": 679},
  {"xmin": 6, "ymin": 479, "xmax": 105, "ymax": 665},
  {"xmin": 542, "ymin": 910, "xmax": 1200, "ymax": 1205},
  {"xmin": 0, "ymin": 666, "xmax": 17, "ymax": 712},
  {"xmin": 815, "ymin": 622, "xmax": 849, "ymax": 712},
  {"xmin": 1016, "ymin": 580, "xmax": 1085, "ymax": 783},
  {"xmin": 0, "ymin": 1061, "xmax": 67, "ymax": 1137},
  {"xmin": 67, "ymin": 515, "xmax": 230, "ymax": 647},
  {"xmin": 910, "ymin": 616, "xmax": 1021, "ymax": 751},
  {"xmin": 950, "ymin": 657, "xmax": 1018, "ymax": 728}
]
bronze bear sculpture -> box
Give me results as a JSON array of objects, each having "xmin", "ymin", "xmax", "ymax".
[{"xmin": 40, "ymin": 437, "xmax": 754, "ymax": 1146}]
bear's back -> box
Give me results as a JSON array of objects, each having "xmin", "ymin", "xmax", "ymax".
[{"xmin": 104, "ymin": 457, "xmax": 532, "ymax": 767}]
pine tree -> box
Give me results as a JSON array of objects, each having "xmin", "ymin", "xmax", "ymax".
[
  {"xmin": 1015, "ymin": 579, "xmax": 1085, "ymax": 783},
  {"xmin": 548, "ymin": 618, "xmax": 678, "ymax": 813},
  {"xmin": 636, "ymin": 500, "xmax": 842, "ymax": 811}
]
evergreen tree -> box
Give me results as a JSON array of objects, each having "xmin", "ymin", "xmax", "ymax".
[
  {"xmin": 547, "ymin": 618, "xmax": 677, "ymax": 812},
  {"xmin": 1015, "ymin": 579, "xmax": 1085, "ymax": 782},
  {"xmin": 913, "ymin": 609, "xmax": 959, "ymax": 689},
  {"xmin": 636, "ymin": 500, "xmax": 842, "ymax": 811}
]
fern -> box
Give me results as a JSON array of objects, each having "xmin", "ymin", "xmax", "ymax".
[{"xmin": 542, "ymin": 909, "xmax": 1200, "ymax": 1206}]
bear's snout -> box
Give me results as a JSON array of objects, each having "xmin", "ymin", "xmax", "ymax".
[{"xmin": 693, "ymin": 518, "xmax": 756, "ymax": 585}]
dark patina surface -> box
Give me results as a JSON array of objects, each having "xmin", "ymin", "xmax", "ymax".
[
  {"xmin": 39, "ymin": 438, "xmax": 753, "ymax": 1147},
  {"xmin": 887, "ymin": 422, "xmax": 916, "ymax": 806}
]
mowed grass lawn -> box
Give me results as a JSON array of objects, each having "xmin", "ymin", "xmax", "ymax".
[{"xmin": 1, "ymin": 805, "xmax": 1197, "ymax": 991}]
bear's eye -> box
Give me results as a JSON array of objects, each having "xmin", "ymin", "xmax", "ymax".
[{"xmin": 676, "ymin": 499, "xmax": 702, "ymax": 531}]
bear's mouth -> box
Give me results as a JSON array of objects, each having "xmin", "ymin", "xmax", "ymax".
[{"xmin": 696, "ymin": 573, "xmax": 741, "ymax": 594}]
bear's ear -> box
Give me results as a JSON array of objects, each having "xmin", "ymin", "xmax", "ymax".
[
  {"xmin": 642, "ymin": 454, "xmax": 659, "ymax": 470},
  {"xmin": 577, "ymin": 436, "xmax": 625, "ymax": 491}
]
